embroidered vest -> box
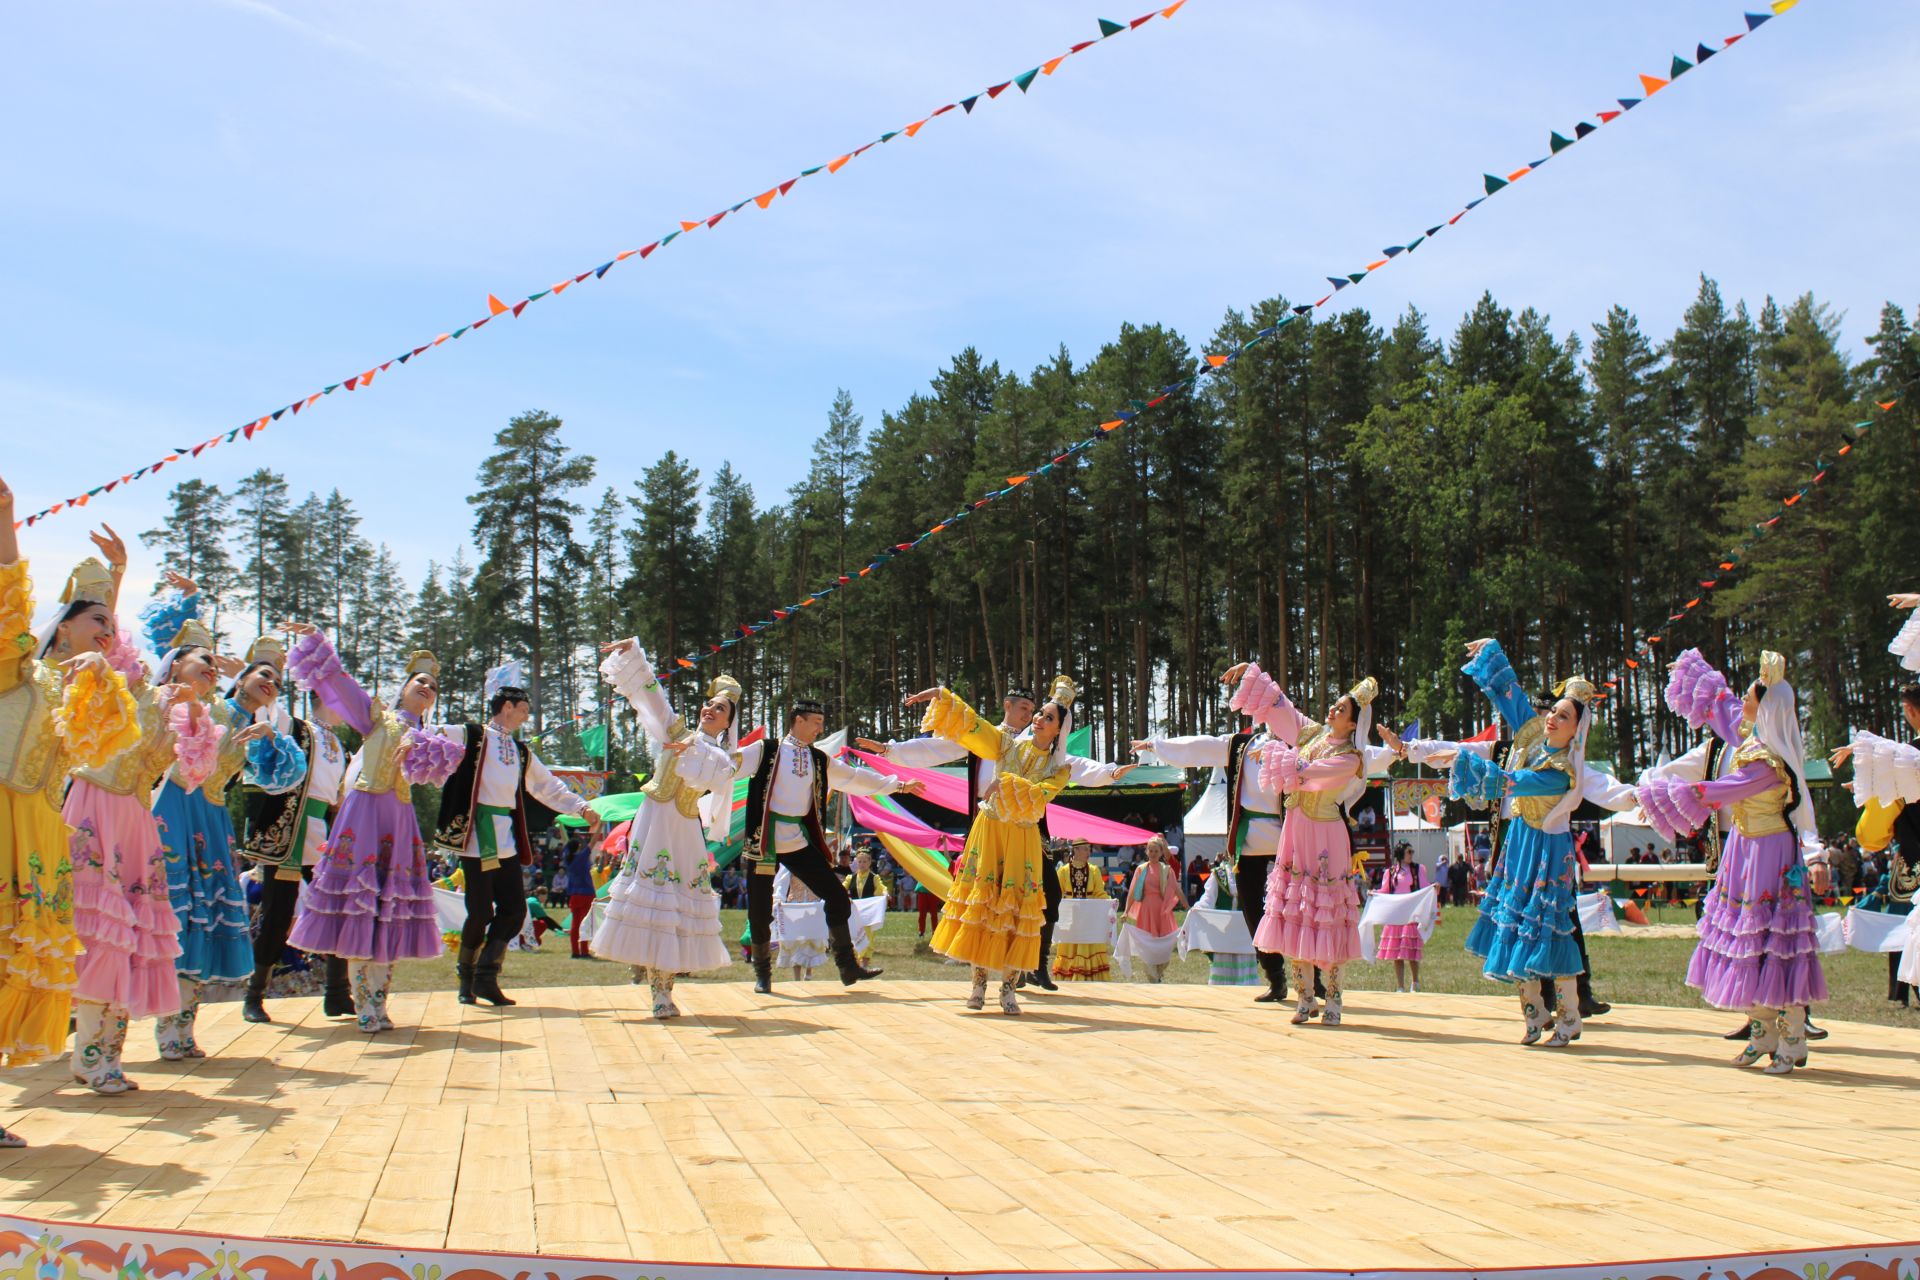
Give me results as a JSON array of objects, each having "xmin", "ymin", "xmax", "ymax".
[
  {"xmin": 240, "ymin": 718, "xmax": 318, "ymax": 866},
  {"xmin": 744, "ymin": 741, "xmax": 830, "ymax": 871},
  {"xmin": 76, "ymin": 680, "xmax": 177, "ymax": 798},
  {"xmin": 433, "ymin": 723, "xmax": 533, "ymax": 863}
]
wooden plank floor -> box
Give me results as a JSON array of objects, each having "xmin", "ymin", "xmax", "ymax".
[{"xmin": 1, "ymin": 981, "xmax": 1916, "ymax": 1271}]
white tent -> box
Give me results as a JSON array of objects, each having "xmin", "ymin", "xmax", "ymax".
[
  {"xmin": 1600, "ymin": 809, "xmax": 1674, "ymax": 861},
  {"xmin": 1181, "ymin": 767, "xmax": 1230, "ymax": 861}
]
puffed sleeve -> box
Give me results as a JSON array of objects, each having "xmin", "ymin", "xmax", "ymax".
[
  {"xmin": 0, "ymin": 560, "xmax": 32, "ymax": 662},
  {"xmin": 288, "ymin": 629, "xmax": 374, "ymax": 736},
  {"xmin": 1460, "ymin": 641, "xmax": 1536, "ymax": 740},
  {"xmin": 54, "ymin": 660, "xmax": 143, "ymax": 770},
  {"xmin": 600, "ymin": 642, "xmax": 677, "ymax": 743},
  {"xmin": 921, "ymin": 688, "xmax": 1008, "ymax": 763}
]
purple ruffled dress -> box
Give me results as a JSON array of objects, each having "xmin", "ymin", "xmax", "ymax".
[{"xmin": 284, "ymin": 631, "xmax": 461, "ymax": 962}]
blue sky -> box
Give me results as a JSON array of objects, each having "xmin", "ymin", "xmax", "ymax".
[{"xmin": 6, "ymin": 1, "xmax": 1915, "ymax": 634}]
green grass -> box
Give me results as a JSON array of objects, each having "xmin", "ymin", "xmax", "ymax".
[{"xmin": 390, "ymin": 904, "xmax": 1920, "ymax": 1030}]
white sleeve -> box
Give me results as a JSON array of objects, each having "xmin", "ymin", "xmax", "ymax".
[
  {"xmin": 1637, "ymin": 740, "xmax": 1712, "ymax": 786},
  {"xmin": 733, "ymin": 738, "xmax": 766, "ymax": 780},
  {"xmin": 879, "ymin": 736, "xmax": 967, "ymax": 769},
  {"xmin": 1580, "ymin": 767, "xmax": 1639, "ymax": 813},
  {"xmin": 1148, "ymin": 734, "xmax": 1230, "ymax": 769},
  {"xmin": 676, "ymin": 736, "xmax": 739, "ymax": 790},
  {"xmin": 1403, "ymin": 737, "xmax": 1492, "ymax": 766},
  {"xmin": 826, "ymin": 757, "xmax": 901, "ymax": 798},
  {"xmin": 599, "ymin": 642, "xmax": 676, "ymax": 742},
  {"xmin": 1067, "ymin": 754, "xmax": 1125, "ymax": 787},
  {"xmin": 1197, "ymin": 873, "xmax": 1222, "ymax": 910},
  {"xmin": 523, "ymin": 749, "xmax": 591, "ymax": 817},
  {"xmin": 1360, "ymin": 745, "xmax": 1398, "ymax": 778}
]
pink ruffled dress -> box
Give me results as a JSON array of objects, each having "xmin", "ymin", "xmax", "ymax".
[
  {"xmin": 1241, "ymin": 671, "xmax": 1364, "ymax": 967},
  {"xmin": 1375, "ymin": 864, "xmax": 1424, "ymax": 962}
]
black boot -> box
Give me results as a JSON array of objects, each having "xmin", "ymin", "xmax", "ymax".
[
  {"xmin": 751, "ymin": 942, "xmax": 773, "ymax": 994},
  {"xmin": 241, "ymin": 966, "xmax": 272, "ymax": 1024},
  {"xmin": 473, "ymin": 941, "xmax": 515, "ymax": 1007},
  {"xmin": 1576, "ymin": 970, "xmax": 1609, "ymax": 1018},
  {"xmin": 1254, "ymin": 951, "xmax": 1288, "ymax": 1003},
  {"xmin": 1030, "ymin": 931, "xmax": 1059, "ymax": 992},
  {"xmin": 829, "ymin": 923, "xmax": 882, "ymax": 986},
  {"xmin": 456, "ymin": 945, "xmax": 479, "ymax": 1006},
  {"xmin": 323, "ymin": 957, "xmax": 354, "ymax": 1017}
]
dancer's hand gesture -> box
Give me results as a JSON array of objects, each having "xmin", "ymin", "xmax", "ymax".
[
  {"xmin": 1111, "ymin": 762, "xmax": 1140, "ymax": 781},
  {"xmin": 853, "ymin": 737, "xmax": 888, "ymax": 755},
  {"xmin": 1464, "ymin": 638, "xmax": 1493, "ymax": 659},
  {"xmin": 902, "ymin": 687, "xmax": 941, "ymax": 707},
  {"xmin": 213, "ymin": 654, "xmax": 245, "ymax": 679},
  {"xmin": 1828, "ymin": 745, "xmax": 1853, "ymax": 770},
  {"xmin": 1375, "ymin": 723, "xmax": 1407, "ymax": 756},
  {"xmin": 1220, "ymin": 662, "xmax": 1250, "ymax": 686},
  {"xmin": 1128, "ymin": 739, "xmax": 1152, "ymax": 757},
  {"xmin": 161, "ymin": 569, "xmax": 198, "ymax": 597},
  {"xmin": 599, "ymin": 638, "xmax": 637, "ymax": 658},
  {"xmin": 895, "ymin": 778, "xmax": 927, "ymax": 798},
  {"xmin": 89, "ymin": 525, "xmax": 127, "ymax": 571},
  {"xmin": 279, "ymin": 621, "xmax": 318, "ymax": 636},
  {"xmin": 1890, "ymin": 593, "xmax": 1920, "ymax": 610}
]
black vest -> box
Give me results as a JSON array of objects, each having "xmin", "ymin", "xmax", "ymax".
[
  {"xmin": 433, "ymin": 723, "xmax": 533, "ymax": 864},
  {"xmin": 240, "ymin": 718, "xmax": 318, "ymax": 866},
  {"xmin": 744, "ymin": 739, "xmax": 830, "ymax": 870},
  {"xmin": 1221, "ymin": 730, "xmax": 1257, "ymax": 856},
  {"xmin": 846, "ymin": 871, "xmax": 883, "ymax": 900}
]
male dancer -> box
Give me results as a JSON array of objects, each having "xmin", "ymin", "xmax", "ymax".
[
  {"xmin": 858, "ymin": 682, "xmax": 1134, "ymax": 990},
  {"xmin": 234, "ymin": 634, "xmax": 355, "ymax": 1023},
  {"xmin": 432, "ymin": 660, "xmax": 600, "ymax": 1006},
  {"xmin": 741, "ymin": 699, "xmax": 922, "ymax": 993}
]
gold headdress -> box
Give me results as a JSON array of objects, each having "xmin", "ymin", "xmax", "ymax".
[
  {"xmin": 170, "ymin": 619, "xmax": 214, "ymax": 652},
  {"xmin": 404, "ymin": 650, "xmax": 441, "ymax": 681},
  {"xmin": 1048, "ymin": 675, "xmax": 1080, "ymax": 709},
  {"xmin": 706, "ymin": 673, "xmax": 743, "ymax": 707},
  {"xmin": 58, "ymin": 557, "xmax": 115, "ymax": 607},
  {"xmin": 1348, "ymin": 676, "xmax": 1378, "ymax": 707},
  {"xmin": 246, "ymin": 635, "xmax": 288, "ymax": 670},
  {"xmin": 1552, "ymin": 676, "xmax": 1597, "ymax": 706},
  {"xmin": 1758, "ymin": 650, "xmax": 1786, "ymax": 687}
]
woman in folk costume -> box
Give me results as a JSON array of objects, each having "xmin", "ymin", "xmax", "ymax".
[
  {"xmin": 1236, "ymin": 664, "xmax": 1376, "ymax": 1027},
  {"xmin": 1191, "ymin": 858, "xmax": 1258, "ymax": 986},
  {"xmin": 1377, "ymin": 846, "xmax": 1425, "ymax": 993},
  {"xmin": 140, "ymin": 587, "xmax": 289, "ymax": 1060},
  {"xmin": 774, "ymin": 865, "xmax": 826, "ymax": 980},
  {"xmin": 902, "ymin": 675, "xmax": 1078, "ymax": 1016},
  {"xmin": 281, "ymin": 624, "xmax": 462, "ymax": 1033},
  {"xmin": 1431, "ymin": 639, "xmax": 1599, "ymax": 1047},
  {"xmin": 63, "ymin": 565, "xmax": 222, "ymax": 1091},
  {"xmin": 1639, "ymin": 648, "xmax": 1826, "ymax": 1074},
  {"xmin": 1053, "ymin": 842, "xmax": 1114, "ymax": 982},
  {"xmin": 1118, "ymin": 834, "xmax": 1188, "ymax": 982},
  {"xmin": 591, "ymin": 639, "xmax": 735, "ymax": 1018},
  {"xmin": 0, "ymin": 483, "xmax": 143, "ymax": 1145},
  {"xmin": 842, "ymin": 846, "xmax": 890, "ymax": 968}
]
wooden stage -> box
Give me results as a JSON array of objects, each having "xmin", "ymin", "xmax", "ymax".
[{"xmin": 0, "ymin": 981, "xmax": 1916, "ymax": 1276}]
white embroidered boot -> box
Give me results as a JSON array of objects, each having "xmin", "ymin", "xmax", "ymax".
[
  {"xmin": 370, "ymin": 964, "xmax": 395, "ymax": 1031},
  {"xmin": 998, "ymin": 970, "xmax": 1021, "ymax": 1016},
  {"xmin": 661, "ymin": 972, "xmax": 680, "ymax": 1018},
  {"xmin": 648, "ymin": 969, "xmax": 674, "ymax": 1019},
  {"xmin": 1321, "ymin": 966, "xmax": 1345, "ymax": 1027},
  {"xmin": 1518, "ymin": 978, "xmax": 1549, "ymax": 1045},
  {"xmin": 1289, "ymin": 960, "xmax": 1320, "ymax": 1024},
  {"xmin": 71, "ymin": 1002, "xmax": 125, "ymax": 1094},
  {"xmin": 1764, "ymin": 1007, "xmax": 1807, "ymax": 1075},
  {"xmin": 104, "ymin": 1006, "xmax": 138, "ymax": 1091},
  {"xmin": 1545, "ymin": 977, "xmax": 1582, "ymax": 1047},
  {"xmin": 353, "ymin": 963, "xmax": 382, "ymax": 1034},
  {"xmin": 157, "ymin": 978, "xmax": 206, "ymax": 1060},
  {"xmin": 966, "ymin": 966, "xmax": 988, "ymax": 1011},
  {"xmin": 1734, "ymin": 1006, "xmax": 1780, "ymax": 1067}
]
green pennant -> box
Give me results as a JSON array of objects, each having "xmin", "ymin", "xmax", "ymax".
[
  {"xmin": 1347, "ymin": 272, "xmax": 1366, "ymax": 284},
  {"xmin": 1483, "ymin": 173, "xmax": 1508, "ymax": 195},
  {"xmin": 324, "ymin": 382, "xmax": 341, "ymax": 393},
  {"xmin": 1013, "ymin": 67, "xmax": 1039, "ymax": 92},
  {"xmin": 801, "ymin": 165, "xmax": 823, "ymax": 176},
  {"xmin": 1130, "ymin": 399, "xmax": 1148, "ymax": 412},
  {"xmin": 1406, "ymin": 235, "xmax": 1425, "ymax": 252},
  {"xmin": 880, "ymin": 130, "xmax": 898, "ymax": 142},
  {"xmin": 527, "ymin": 289, "xmax": 549, "ymax": 301},
  {"xmin": 661, "ymin": 230, "xmax": 680, "ymax": 246},
  {"xmin": 1549, "ymin": 131, "xmax": 1573, "ymax": 154},
  {"xmin": 1670, "ymin": 54, "xmax": 1693, "ymax": 77},
  {"xmin": 1098, "ymin": 17, "xmax": 1125, "ymax": 36}
]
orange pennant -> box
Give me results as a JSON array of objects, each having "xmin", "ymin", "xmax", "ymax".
[
  {"xmin": 1161, "ymin": 0, "xmax": 1185, "ymax": 14},
  {"xmin": 1878, "ymin": 400, "xmax": 1898, "ymax": 411},
  {"xmin": 1783, "ymin": 493, "xmax": 1801, "ymax": 506},
  {"xmin": 1639, "ymin": 73, "xmax": 1669, "ymax": 96},
  {"xmin": 1007, "ymin": 475, "xmax": 1029, "ymax": 486},
  {"xmin": 1205, "ymin": 354, "xmax": 1228, "ymax": 368},
  {"xmin": 553, "ymin": 280, "xmax": 570, "ymax": 295},
  {"xmin": 616, "ymin": 249, "xmax": 639, "ymax": 262},
  {"xmin": 1099, "ymin": 419, "xmax": 1124, "ymax": 432},
  {"xmin": 1506, "ymin": 165, "xmax": 1531, "ymax": 182},
  {"xmin": 433, "ymin": 334, "xmax": 450, "ymax": 347},
  {"xmin": 679, "ymin": 220, "xmax": 701, "ymax": 232},
  {"xmin": 827, "ymin": 154, "xmax": 852, "ymax": 174},
  {"xmin": 903, "ymin": 119, "xmax": 928, "ymax": 137},
  {"xmin": 1625, "ymin": 659, "xmax": 1639, "ymax": 670},
  {"xmin": 1041, "ymin": 55, "xmax": 1066, "ymax": 75},
  {"xmin": 487, "ymin": 294, "xmax": 508, "ymax": 316},
  {"xmin": 1685, "ymin": 598, "xmax": 1701, "ymax": 609},
  {"xmin": 1366, "ymin": 259, "xmax": 1387, "ymax": 271},
  {"xmin": 754, "ymin": 188, "xmax": 779, "ymax": 209}
]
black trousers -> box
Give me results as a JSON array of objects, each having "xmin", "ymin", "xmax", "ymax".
[
  {"xmin": 746, "ymin": 840, "xmax": 852, "ymax": 949},
  {"xmin": 1235, "ymin": 853, "xmax": 1273, "ymax": 943},
  {"xmin": 461, "ymin": 855, "xmax": 528, "ymax": 950},
  {"xmin": 1890, "ymin": 952, "xmax": 1912, "ymax": 1006},
  {"xmin": 253, "ymin": 870, "xmax": 306, "ymax": 968},
  {"xmin": 1035, "ymin": 847, "xmax": 1063, "ymax": 963}
]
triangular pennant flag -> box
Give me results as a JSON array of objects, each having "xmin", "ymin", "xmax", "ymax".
[
  {"xmin": 661, "ymin": 231, "xmax": 680, "ymax": 246},
  {"xmin": 1130, "ymin": 13, "xmax": 1153, "ymax": 28},
  {"xmin": 1618, "ymin": 97, "xmax": 1642, "ymax": 110},
  {"xmin": 550, "ymin": 280, "xmax": 569, "ymax": 296},
  {"xmin": 1013, "ymin": 68, "xmax": 1039, "ymax": 92},
  {"xmin": 728, "ymin": 198, "xmax": 749, "ymax": 213},
  {"xmin": 960, "ymin": 95, "xmax": 978, "ymax": 113},
  {"xmin": 1406, "ymin": 235, "xmax": 1425, "ymax": 251},
  {"xmin": 594, "ymin": 262, "xmax": 614, "ymax": 279},
  {"xmin": 512, "ymin": 300, "xmax": 529, "ymax": 317},
  {"xmin": 679, "ymin": 220, "xmax": 701, "ymax": 231},
  {"xmin": 753, "ymin": 188, "xmax": 780, "ymax": 209},
  {"xmin": 635, "ymin": 242, "xmax": 659, "ymax": 259},
  {"xmin": 1291, "ymin": 304, "xmax": 1313, "ymax": 315},
  {"xmin": 1347, "ymin": 272, "xmax": 1366, "ymax": 284},
  {"xmin": 1042, "ymin": 55, "xmax": 1066, "ymax": 75},
  {"xmin": 1575, "ymin": 121, "xmax": 1598, "ymax": 138},
  {"xmin": 1162, "ymin": 0, "xmax": 1185, "ymax": 14},
  {"xmin": 472, "ymin": 316, "xmax": 491, "ymax": 329},
  {"xmin": 1205, "ymin": 354, "xmax": 1229, "ymax": 368},
  {"xmin": 879, "ymin": 130, "xmax": 898, "ymax": 143},
  {"xmin": 930, "ymin": 105, "xmax": 955, "ymax": 118},
  {"xmin": 903, "ymin": 120, "xmax": 928, "ymax": 138},
  {"xmin": 1745, "ymin": 10, "xmax": 1772, "ymax": 28},
  {"xmin": 1069, "ymin": 40, "xmax": 1095, "ymax": 52},
  {"xmin": 1696, "ymin": 42, "xmax": 1717, "ymax": 62},
  {"xmin": 1098, "ymin": 17, "xmax": 1125, "ymax": 36},
  {"xmin": 1483, "ymin": 173, "xmax": 1508, "ymax": 194},
  {"xmin": 1464, "ymin": 198, "xmax": 1484, "ymax": 211},
  {"xmin": 1383, "ymin": 245, "xmax": 1405, "ymax": 258},
  {"xmin": 986, "ymin": 81, "xmax": 1012, "ymax": 98},
  {"xmin": 1366, "ymin": 259, "xmax": 1388, "ymax": 271},
  {"xmin": 1878, "ymin": 399, "xmax": 1898, "ymax": 411},
  {"xmin": 1639, "ymin": 74, "xmax": 1668, "ymax": 96},
  {"xmin": 1671, "ymin": 55, "xmax": 1694, "ymax": 77},
  {"xmin": 1327, "ymin": 277, "xmax": 1348, "ymax": 290},
  {"xmin": 1597, "ymin": 110, "xmax": 1621, "ymax": 123},
  {"xmin": 1549, "ymin": 131, "xmax": 1573, "ymax": 153},
  {"xmin": 487, "ymin": 294, "xmax": 508, "ymax": 316},
  {"xmin": 827, "ymin": 154, "xmax": 852, "ymax": 173},
  {"xmin": 574, "ymin": 270, "xmax": 593, "ymax": 284},
  {"xmin": 706, "ymin": 210, "xmax": 727, "ymax": 229}
]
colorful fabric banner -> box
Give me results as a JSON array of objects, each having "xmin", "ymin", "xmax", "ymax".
[
  {"xmin": 14, "ymin": 6, "xmax": 1190, "ymax": 530},
  {"xmin": 848, "ymin": 746, "xmax": 1157, "ymax": 845}
]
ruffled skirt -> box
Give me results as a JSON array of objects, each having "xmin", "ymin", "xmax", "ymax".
[
  {"xmin": 0, "ymin": 791, "xmax": 81, "ymax": 1066},
  {"xmin": 590, "ymin": 797, "xmax": 730, "ymax": 973},
  {"xmin": 931, "ymin": 815, "xmax": 1045, "ymax": 973},
  {"xmin": 1252, "ymin": 813, "xmax": 1361, "ymax": 966},
  {"xmin": 286, "ymin": 789, "xmax": 442, "ymax": 962},
  {"xmin": 64, "ymin": 780, "xmax": 182, "ymax": 1017},
  {"xmin": 153, "ymin": 779, "xmax": 253, "ymax": 984},
  {"xmin": 1687, "ymin": 828, "xmax": 1827, "ymax": 1010},
  {"xmin": 1052, "ymin": 942, "xmax": 1112, "ymax": 981},
  {"xmin": 1464, "ymin": 821, "xmax": 1581, "ymax": 981},
  {"xmin": 1378, "ymin": 922, "xmax": 1424, "ymax": 962}
]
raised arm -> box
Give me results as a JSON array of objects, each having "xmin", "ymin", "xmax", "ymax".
[
  {"xmin": 860, "ymin": 734, "xmax": 967, "ymax": 770},
  {"xmin": 1665, "ymin": 648, "xmax": 1742, "ymax": 745},
  {"xmin": 598, "ymin": 639, "xmax": 677, "ymax": 743},
  {"xmin": 825, "ymin": 756, "xmax": 904, "ymax": 799},
  {"xmin": 1139, "ymin": 732, "xmax": 1230, "ymax": 769},
  {"xmin": 915, "ymin": 688, "xmax": 1009, "ymax": 763},
  {"xmin": 286, "ymin": 627, "xmax": 375, "ymax": 736},
  {"xmin": 1448, "ymin": 747, "xmax": 1570, "ymax": 809},
  {"xmin": 1460, "ymin": 639, "xmax": 1536, "ymax": 737},
  {"xmin": 1227, "ymin": 662, "xmax": 1315, "ymax": 746}
]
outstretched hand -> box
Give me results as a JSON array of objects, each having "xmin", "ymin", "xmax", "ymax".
[
  {"xmin": 279, "ymin": 621, "xmax": 317, "ymax": 637},
  {"xmin": 212, "ymin": 654, "xmax": 245, "ymax": 678},
  {"xmin": 161, "ymin": 569, "xmax": 198, "ymax": 597},
  {"xmin": 853, "ymin": 737, "xmax": 888, "ymax": 755},
  {"xmin": 234, "ymin": 722, "xmax": 276, "ymax": 745},
  {"xmin": 1464, "ymin": 638, "xmax": 1493, "ymax": 659},
  {"xmin": 1375, "ymin": 723, "xmax": 1407, "ymax": 755},
  {"xmin": 1220, "ymin": 662, "xmax": 1250, "ymax": 687},
  {"xmin": 1129, "ymin": 739, "xmax": 1153, "ymax": 757},
  {"xmin": 1890, "ymin": 593, "xmax": 1920, "ymax": 610},
  {"xmin": 657, "ymin": 738, "xmax": 694, "ymax": 757},
  {"xmin": 902, "ymin": 687, "xmax": 941, "ymax": 708},
  {"xmin": 1829, "ymin": 745, "xmax": 1854, "ymax": 770},
  {"xmin": 1111, "ymin": 762, "xmax": 1140, "ymax": 781},
  {"xmin": 895, "ymin": 778, "xmax": 927, "ymax": 798},
  {"xmin": 89, "ymin": 524, "xmax": 127, "ymax": 570},
  {"xmin": 599, "ymin": 638, "xmax": 637, "ymax": 658}
]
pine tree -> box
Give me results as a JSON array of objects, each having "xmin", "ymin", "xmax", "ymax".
[
  {"xmin": 144, "ymin": 479, "xmax": 235, "ymax": 639},
  {"xmin": 626, "ymin": 451, "xmax": 706, "ymax": 676},
  {"xmin": 231, "ymin": 468, "xmax": 289, "ymax": 640}
]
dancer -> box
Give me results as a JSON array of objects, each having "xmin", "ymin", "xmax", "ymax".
[
  {"xmin": 1832, "ymin": 682, "xmax": 1920, "ymax": 1008},
  {"xmin": 738, "ymin": 698, "xmax": 919, "ymax": 993},
  {"xmin": 0, "ymin": 485, "xmax": 143, "ymax": 1144},
  {"xmin": 63, "ymin": 561, "xmax": 216, "ymax": 1091},
  {"xmin": 432, "ymin": 660, "xmax": 600, "ymax": 1007},
  {"xmin": 903, "ymin": 677, "xmax": 1078, "ymax": 1015},
  {"xmin": 591, "ymin": 639, "xmax": 736, "ymax": 1018},
  {"xmin": 1191, "ymin": 858, "xmax": 1258, "ymax": 986},
  {"xmin": 1118, "ymin": 835, "xmax": 1187, "ymax": 982},
  {"xmin": 1377, "ymin": 846, "xmax": 1424, "ymax": 993},
  {"xmin": 141, "ymin": 590, "xmax": 290, "ymax": 1060},
  {"xmin": 232, "ymin": 635, "xmax": 355, "ymax": 1023},
  {"xmin": 1639, "ymin": 648, "xmax": 1826, "ymax": 1073},
  {"xmin": 1233, "ymin": 666, "xmax": 1375, "ymax": 1027},
  {"xmin": 1053, "ymin": 843, "xmax": 1114, "ymax": 982},
  {"xmin": 858, "ymin": 683, "xmax": 1133, "ymax": 991},
  {"xmin": 282, "ymin": 625, "xmax": 462, "ymax": 1033}
]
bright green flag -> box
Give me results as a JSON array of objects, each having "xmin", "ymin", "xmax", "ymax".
[
  {"xmin": 578, "ymin": 723, "xmax": 607, "ymax": 760},
  {"xmin": 1066, "ymin": 724, "xmax": 1092, "ymax": 757}
]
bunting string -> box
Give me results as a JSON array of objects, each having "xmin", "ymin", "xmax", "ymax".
[
  {"xmin": 660, "ymin": 1, "xmax": 1805, "ymax": 677},
  {"xmin": 13, "ymin": 3, "xmax": 1192, "ymax": 529}
]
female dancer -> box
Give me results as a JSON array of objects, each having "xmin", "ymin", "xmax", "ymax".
[
  {"xmin": 591, "ymin": 639, "xmax": 735, "ymax": 1018},
  {"xmin": 139, "ymin": 588, "xmax": 286, "ymax": 1059},
  {"xmin": 1053, "ymin": 843, "xmax": 1113, "ymax": 982},
  {"xmin": 63, "ymin": 567, "xmax": 219, "ymax": 1091},
  {"xmin": 904, "ymin": 676, "xmax": 1078, "ymax": 1015},
  {"xmin": 1639, "ymin": 648, "xmax": 1826, "ymax": 1073},
  {"xmin": 1378, "ymin": 846, "xmax": 1425, "ymax": 993},
  {"xmin": 1192, "ymin": 860, "xmax": 1258, "ymax": 986},
  {"xmin": 0, "ymin": 479, "xmax": 143, "ymax": 1144},
  {"xmin": 1119, "ymin": 835, "xmax": 1187, "ymax": 982},
  {"xmin": 282, "ymin": 624, "xmax": 461, "ymax": 1032},
  {"xmin": 1233, "ymin": 663, "xmax": 1376, "ymax": 1027}
]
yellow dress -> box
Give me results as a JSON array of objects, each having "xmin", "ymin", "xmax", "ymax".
[
  {"xmin": 1052, "ymin": 860, "xmax": 1112, "ymax": 981},
  {"xmin": 0, "ymin": 560, "xmax": 141, "ymax": 1065},
  {"xmin": 923, "ymin": 689, "xmax": 1067, "ymax": 973}
]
